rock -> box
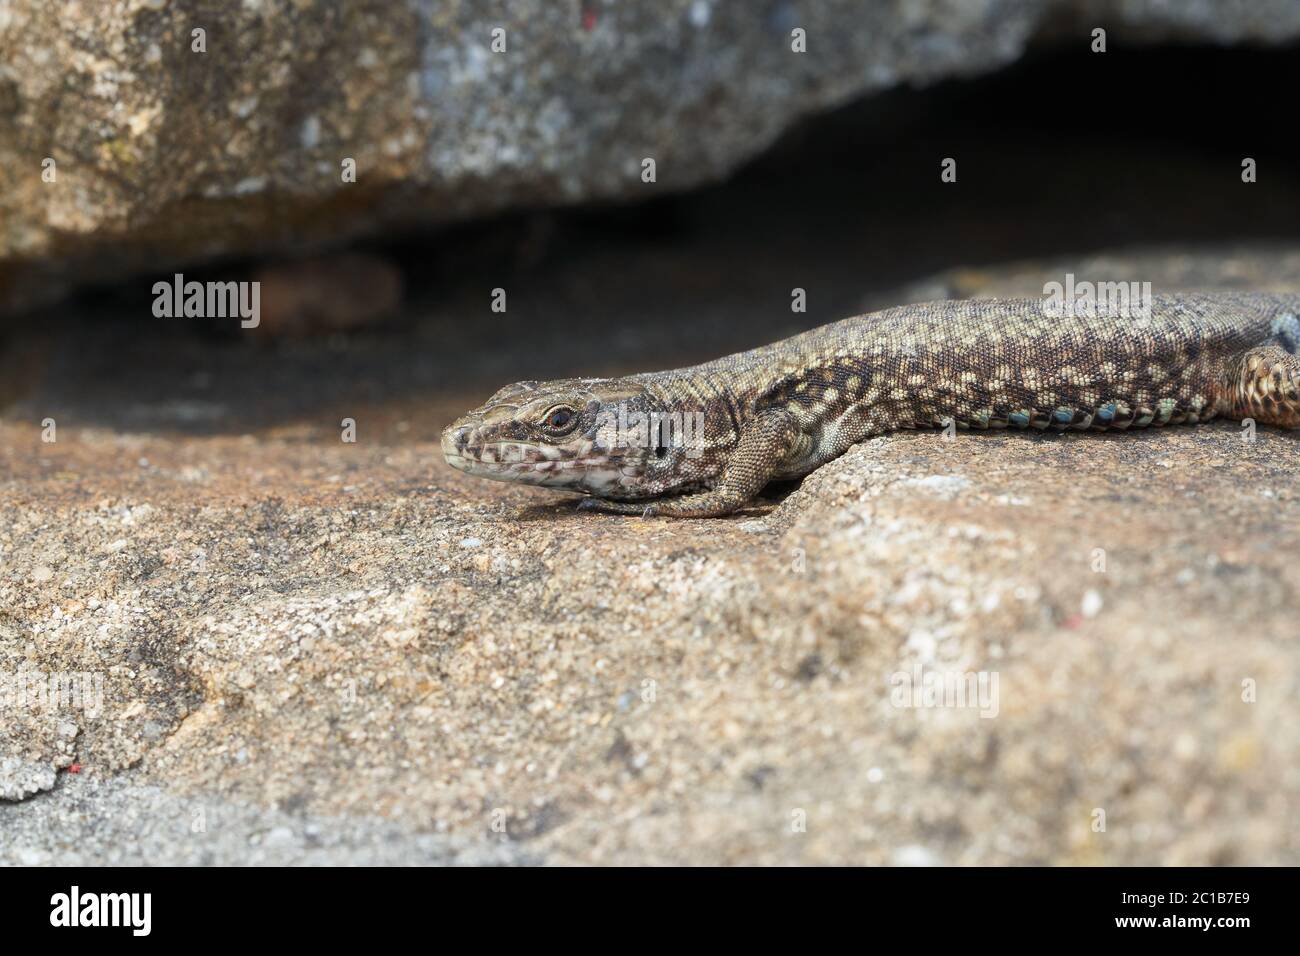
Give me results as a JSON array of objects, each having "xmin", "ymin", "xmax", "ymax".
[
  {"xmin": 3, "ymin": 245, "xmax": 1299, "ymax": 862},
  {"xmin": 0, "ymin": 674, "xmax": 79, "ymax": 801},
  {"xmin": 0, "ymin": 757, "xmax": 58, "ymax": 802},
  {"xmin": 892, "ymin": 844, "xmax": 941, "ymax": 867},
  {"xmin": 0, "ymin": 774, "xmax": 535, "ymax": 865},
  {"xmin": 4, "ymin": 0, "xmax": 1300, "ymax": 312}
]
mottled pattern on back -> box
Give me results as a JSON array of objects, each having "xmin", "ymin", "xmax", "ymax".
[{"xmin": 646, "ymin": 293, "xmax": 1300, "ymax": 477}]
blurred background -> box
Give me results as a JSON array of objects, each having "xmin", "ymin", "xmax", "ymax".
[{"xmin": 3, "ymin": 2, "xmax": 1300, "ymax": 865}]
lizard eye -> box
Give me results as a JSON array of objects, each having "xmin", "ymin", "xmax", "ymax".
[{"xmin": 542, "ymin": 407, "xmax": 576, "ymax": 432}]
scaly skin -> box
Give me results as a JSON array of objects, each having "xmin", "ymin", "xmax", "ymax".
[{"xmin": 443, "ymin": 293, "xmax": 1300, "ymax": 517}]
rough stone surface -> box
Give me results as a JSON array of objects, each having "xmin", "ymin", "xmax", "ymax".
[
  {"xmin": 0, "ymin": 775, "xmax": 533, "ymax": 865},
  {"xmin": 4, "ymin": 0, "xmax": 1300, "ymax": 311},
  {"xmin": 2, "ymin": 245, "xmax": 1299, "ymax": 864},
  {"xmin": 0, "ymin": 757, "xmax": 57, "ymax": 803}
]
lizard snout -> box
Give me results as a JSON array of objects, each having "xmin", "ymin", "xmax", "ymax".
[
  {"xmin": 447, "ymin": 424, "xmax": 472, "ymax": 452},
  {"xmin": 441, "ymin": 421, "xmax": 477, "ymax": 466}
]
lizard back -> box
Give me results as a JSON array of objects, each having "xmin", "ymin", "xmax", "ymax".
[{"xmin": 642, "ymin": 292, "xmax": 1300, "ymax": 476}]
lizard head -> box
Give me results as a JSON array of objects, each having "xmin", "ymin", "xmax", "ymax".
[{"xmin": 442, "ymin": 377, "xmax": 707, "ymax": 500}]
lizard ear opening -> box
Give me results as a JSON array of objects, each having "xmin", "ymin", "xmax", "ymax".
[{"xmin": 648, "ymin": 413, "xmax": 671, "ymax": 460}]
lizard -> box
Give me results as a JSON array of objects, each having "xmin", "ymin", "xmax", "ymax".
[{"xmin": 442, "ymin": 292, "xmax": 1300, "ymax": 517}]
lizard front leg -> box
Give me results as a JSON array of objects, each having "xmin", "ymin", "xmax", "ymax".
[
  {"xmin": 580, "ymin": 409, "xmax": 801, "ymax": 518},
  {"xmin": 1229, "ymin": 343, "xmax": 1300, "ymax": 428}
]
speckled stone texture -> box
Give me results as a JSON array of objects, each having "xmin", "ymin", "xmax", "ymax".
[
  {"xmin": 3, "ymin": 0, "xmax": 1300, "ymax": 311},
  {"xmin": 2, "ymin": 246, "xmax": 1298, "ymax": 864}
]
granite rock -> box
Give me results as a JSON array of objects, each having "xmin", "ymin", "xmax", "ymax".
[{"xmin": 4, "ymin": 0, "xmax": 1300, "ymax": 312}]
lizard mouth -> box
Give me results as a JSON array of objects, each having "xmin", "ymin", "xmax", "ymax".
[{"xmin": 441, "ymin": 426, "xmax": 645, "ymax": 494}]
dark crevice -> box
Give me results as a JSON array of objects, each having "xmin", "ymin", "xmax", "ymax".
[{"xmin": 12, "ymin": 40, "xmax": 1300, "ymax": 433}]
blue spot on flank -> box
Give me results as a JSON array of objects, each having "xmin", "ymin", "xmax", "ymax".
[
  {"xmin": 1053, "ymin": 409, "xmax": 1073, "ymax": 423},
  {"xmin": 1097, "ymin": 404, "xmax": 1116, "ymax": 421},
  {"xmin": 1009, "ymin": 411, "xmax": 1030, "ymax": 426}
]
